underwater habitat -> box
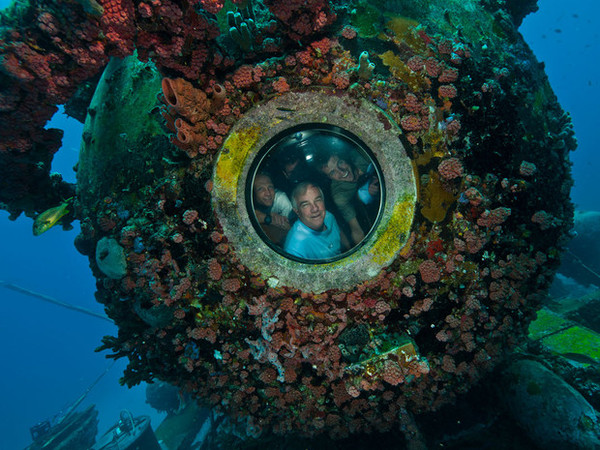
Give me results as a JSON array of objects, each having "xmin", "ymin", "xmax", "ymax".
[{"xmin": 1, "ymin": 0, "xmax": 600, "ymax": 448}]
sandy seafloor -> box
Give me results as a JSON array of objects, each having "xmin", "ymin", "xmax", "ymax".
[{"xmin": 0, "ymin": 0, "xmax": 598, "ymax": 448}]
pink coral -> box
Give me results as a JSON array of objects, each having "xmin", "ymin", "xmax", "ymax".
[
  {"xmin": 400, "ymin": 115, "xmax": 424, "ymax": 132},
  {"xmin": 311, "ymin": 37, "xmax": 332, "ymax": 55},
  {"xmin": 438, "ymin": 157, "xmax": 464, "ymax": 180},
  {"xmin": 341, "ymin": 26, "xmax": 357, "ymax": 39},
  {"xmin": 407, "ymin": 55, "xmax": 425, "ymax": 72},
  {"xmin": 232, "ymin": 65, "xmax": 256, "ymax": 88},
  {"xmin": 199, "ymin": 0, "xmax": 226, "ymax": 14},
  {"xmin": 476, "ymin": 207, "xmax": 511, "ymax": 228},
  {"xmin": 519, "ymin": 161, "xmax": 537, "ymax": 176},
  {"xmin": 531, "ymin": 210, "xmax": 560, "ymax": 230},
  {"xmin": 273, "ymin": 77, "xmax": 290, "ymax": 93},
  {"xmin": 438, "ymin": 66, "xmax": 459, "ymax": 83},
  {"xmin": 183, "ymin": 209, "xmax": 199, "ymax": 225},
  {"xmin": 404, "ymin": 93, "xmax": 424, "ymax": 114},
  {"xmin": 463, "ymin": 187, "xmax": 484, "ymax": 206},
  {"xmin": 438, "ymin": 84, "xmax": 458, "ymax": 99},
  {"xmin": 333, "ymin": 72, "xmax": 350, "ymax": 89},
  {"xmin": 382, "ymin": 360, "xmax": 404, "ymax": 385},
  {"xmin": 445, "ymin": 118, "xmax": 461, "ymax": 136},
  {"xmin": 208, "ymin": 258, "xmax": 222, "ymax": 281},
  {"xmin": 419, "ymin": 260, "xmax": 441, "ymax": 283},
  {"xmin": 425, "ymin": 57, "xmax": 441, "ymax": 77}
]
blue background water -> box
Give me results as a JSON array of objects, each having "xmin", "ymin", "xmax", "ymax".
[{"xmin": 0, "ymin": 1, "xmax": 598, "ymax": 448}]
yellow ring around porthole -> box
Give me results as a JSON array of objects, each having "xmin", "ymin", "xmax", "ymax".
[{"xmin": 213, "ymin": 90, "xmax": 416, "ymax": 293}]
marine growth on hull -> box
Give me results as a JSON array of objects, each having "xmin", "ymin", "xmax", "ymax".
[{"xmin": 0, "ymin": 0, "xmax": 576, "ymax": 441}]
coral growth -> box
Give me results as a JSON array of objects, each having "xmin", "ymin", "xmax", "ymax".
[{"xmin": 0, "ymin": 0, "xmax": 576, "ymax": 443}]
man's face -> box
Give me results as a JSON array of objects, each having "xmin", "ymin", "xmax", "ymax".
[
  {"xmin": 322, "ymin": 155, "xmax": 355, "ymax": 182},
  {"xmin": 294, "ymin": 185, "xmax": 326, "ymax": 231},
  {"xmin": 253, "ymin": 175, "xmax": 275, "ymax": 208},
  {"xmin": 284, "ymin": 159, "xmax": 299, "ymax": 176}
]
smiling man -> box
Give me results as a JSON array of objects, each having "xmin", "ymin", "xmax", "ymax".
[
  {"xmin": 317, "ymin": 151, "xmax": 380, "ymax": 247},
  {"xmin": 284, "ymin": 182, "xmax": 347, "ymax": 260},
  {"xmin": 253, "ymin": 172, "xmax": 292, "ymax": 245}
]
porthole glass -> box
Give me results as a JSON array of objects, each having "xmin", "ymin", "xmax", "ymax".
[{"xmin": 246, "ymin": 124, "xmax": 385, "ymax": 263}]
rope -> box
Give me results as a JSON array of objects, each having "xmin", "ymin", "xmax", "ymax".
[
  {"xmin": 0, "ymin": 280, "xmax": 113, "ymax": 323},
  {"xmin": 566, "ymin": 249, "xmax": 600, "ymax": 283}
]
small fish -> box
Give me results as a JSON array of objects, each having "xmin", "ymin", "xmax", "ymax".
[
  {"xmin": 33, "ymin": 198, "xmax": 73, "ymax": 236},
  {"xmin": 276, "ymin": 107, "xmax": 296, "ymax": 112}
]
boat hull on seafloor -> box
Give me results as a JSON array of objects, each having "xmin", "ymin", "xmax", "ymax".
[{"xmin": 91, "ymin": 413, "xmax": 161, "ymax": 450}]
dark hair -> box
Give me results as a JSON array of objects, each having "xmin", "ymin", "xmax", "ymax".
[
  {"xmin": 275, "ymin": 143, "xmax": 303, "ymax": 165},
  {"xmin": 313, "ymin": 150, "xmax": 354, "ymax": 173}
]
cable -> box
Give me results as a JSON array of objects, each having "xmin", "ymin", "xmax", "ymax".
[
  {"xmin": 0, "ymin": 279, "xmax": 113, "ymax": 323},
  {"xmin": 566, "ymin": 249, "xmax": 600, "ymax": 283}
]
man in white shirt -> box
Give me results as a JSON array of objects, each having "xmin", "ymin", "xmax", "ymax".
[{"xmin": 253, "ymin": 173, "xmax": 293, "ymax": 245}]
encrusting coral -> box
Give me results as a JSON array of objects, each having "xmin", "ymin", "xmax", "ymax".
[{"xmin": 0, "ymin": 0, "xmax": 577, "ymax": 443}]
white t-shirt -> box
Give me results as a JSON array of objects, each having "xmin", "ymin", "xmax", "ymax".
[{"xmin": 272, "ymin": 190, "xmax": 293, "ymax": 218}]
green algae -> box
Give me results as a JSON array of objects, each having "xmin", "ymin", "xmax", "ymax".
[
  {"xmin": 350, "ymin": 2, "xmax": 382, "ymax": 38},
  {"xmin": 528, "ymin": 308, "xmax": 572, "ymax": 341},
  {"xmin": 542, "ymin": 326, "xmax": 600, "ymax": 363},
  {"xmin": 77, "ymin": 56, "xmax": 166, "ymax": 216}
]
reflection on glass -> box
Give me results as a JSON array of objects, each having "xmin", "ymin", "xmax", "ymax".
[{"xmin": 248, "ymin": 125, "xmax": 383, "ymax": 263}]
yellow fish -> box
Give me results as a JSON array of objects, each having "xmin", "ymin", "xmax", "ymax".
[{"xmin": 33, "ymin": 198, "xmax": 73, "ymax": 236}]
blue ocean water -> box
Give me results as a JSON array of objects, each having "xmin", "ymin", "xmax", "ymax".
[{"xmin": 0, "ymin": 0, "xmax": 597, "ymax": 448}]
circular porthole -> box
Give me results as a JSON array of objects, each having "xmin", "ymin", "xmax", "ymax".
[
  {"xmin": 213, "ymin": 91, "xmax": 416, "ymax": 292},
  {"xmin": 246, "ymin": 124, "xmax": 384, "ymax": 263}
]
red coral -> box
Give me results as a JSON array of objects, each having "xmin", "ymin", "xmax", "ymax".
[
  {"xmin": 382, "ymin": 360, "xmax": 404, "ymax": 386},
  {"xmin": 519, "ymin": 160, "xmax": 537, "ymax": 176},
  {"xmin": 311, "ymin": 37, "xmax": 332, "ymax": 55},
  {"xmin": 438, "ymin": 157, "xmax": 464, "ymax": 180},
  {"xmin": 438, "ymin": 66, "xmax": 459, "ymax": 83},
  {"xmin": 400, "ymin": 115, "xmax": 424, "ymax": 132},
  {"xmin": 438, "ymin": 84, "xmax": 458, "ymax": 99},
  {"xmin": 425, "ymin": 57, "xmax": 441, "ymax": 77},
  {"xmin": 477, "ymin": 207, "xmax": 511, "ymax": 228},
  {"xmin": 208, "ymin": 258, "xmax": 222, "ymax": 281},
  {"xmin": 531, "ymin": 210, "xmax": 559, "ymax": 230},
  {"xmin": 341, "ymin": 26, "xmax": 357, "ymax": 39},
  {"xmin": 264, "ymin": 0, "xmax": 337, "ymax": 40},
  {"xmin": 333, "ymin": 72, "xmax": 350, "ymax": 89},
  {"xmin": 273, "ymin": 77, "xmax": 290, "ymax": 93},
  {"xmin": 101, "ymin": 0, "xmax": 136, "ymax": 57},
  {"xmin": 425, "ymin": 239, "xmax": 444, "ymax": 259},
  {"xmin": 407, "ymin": 55, "xmax": 425, "ymax": 72},
  {"xmin": 419, "ymin": 260, "xmax": 441, "ymax": 283},
  {"xmin": 232, "ymin": 65, "xmax": 256, "ymax": 88},
  {"xmin": 198, "ymin": 0, "xmax": 226, "ymax": 14}
]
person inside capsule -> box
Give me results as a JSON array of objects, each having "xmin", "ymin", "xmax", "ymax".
[
  {"xmin": 283, "ymin": 181, "xmax": 349, "ymax": 260},
  {"xmin": 315, "ymin": 149, "xmax": 380, "ymax": 246},
  {"xmin": 252, "ymin": 172, "xmax": 293, "ymax": 246}
]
